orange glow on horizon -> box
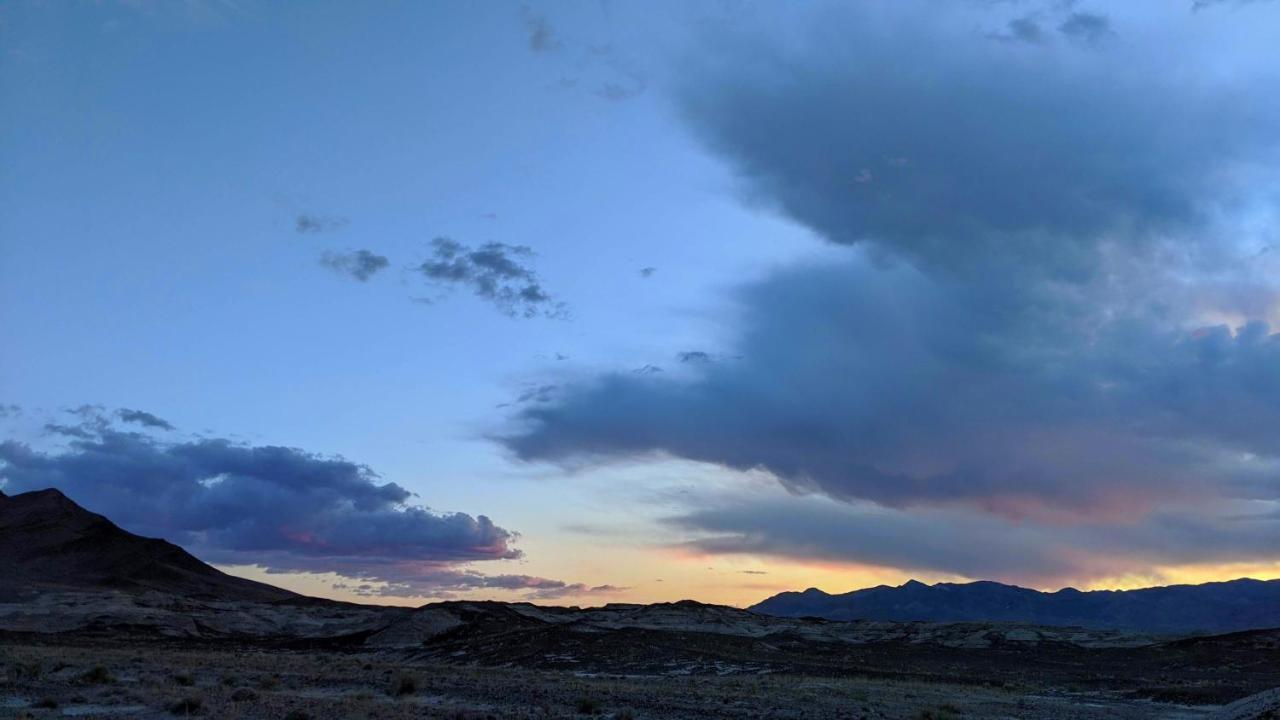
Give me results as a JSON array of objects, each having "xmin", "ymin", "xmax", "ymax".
[{"xmin": 218, "ymin": 556, "xmax": 1280, "ymax": 609}]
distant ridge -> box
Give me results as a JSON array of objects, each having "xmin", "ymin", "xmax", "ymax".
[
  {"xmin": 749, "ymin": 577, "xmax": 1280, "ymax": 634},
  {"xmin": 0, "ymin": 487, "xmax": 297, "ymax": 602}
]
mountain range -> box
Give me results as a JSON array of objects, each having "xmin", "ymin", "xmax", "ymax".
[
  {"xmin": 750, "ymin": 577, "xmax": 1280, "ymax": 634},
  {"xmin": 4, "ymin": 485, "xmax": 1279, "ymax": 636}
]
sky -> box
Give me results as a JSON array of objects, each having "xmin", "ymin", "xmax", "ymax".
[{"xmin": 2, "ymin": 0, "xmax": 1280, "ymax": 608}]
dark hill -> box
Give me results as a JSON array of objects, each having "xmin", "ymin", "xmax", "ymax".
[
  {"xmin": 750, "ymin": 577, "xmax": 1280, "ymax": 634},
  {"xmin": 0, "ymin": 487, "xmax": 296, "ymax": 602}
]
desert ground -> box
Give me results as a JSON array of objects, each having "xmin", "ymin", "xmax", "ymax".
[{"xmin": 2, "ymin": 637, "xmax": 1253, "ymax": 720}]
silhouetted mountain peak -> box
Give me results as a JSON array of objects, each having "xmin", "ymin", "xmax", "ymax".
[{"xmin": 0, "ymin": 487, "xmax": 296, "ymax": 603}]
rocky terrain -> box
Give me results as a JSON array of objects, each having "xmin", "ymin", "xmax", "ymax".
[{"xmin": 2, "ymin": 487, "xmax": 1279, "ymax": 718}]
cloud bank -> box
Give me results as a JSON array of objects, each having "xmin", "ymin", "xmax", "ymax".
[
  {"xmin": 0, "ymin": 409, "xmax": 602, "ymax": 600},
  {"xmin": 499, "ymin": 1, "xmax": 1280, "ymax": 582}
]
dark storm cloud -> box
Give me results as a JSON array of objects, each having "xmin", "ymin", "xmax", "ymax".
[
  {"xmin": 499, "ymin": 1, "xmax": 1280, "ymax": 540},
  {"xmin": 415, "ymin": 237, "xmax": 565, "ymax": 318},
  {"xmin": 505, "ymin": 260, "xmax": 1280, "ymax": 517},
  {"xmin": 295, "ymin": 213, "xmax": 349, "ymax": 234},
  {"xmin": 319, "ymin": 249, "xmax": 390, "ymax": 282},
  {"xmin": 674, "ymin": 2, "xmax": 1273, "ymax": 283},
  {"xmin": 116, "ymin": 408, "xmax": 174, "ymax": 431},
  {"xmin": 0, "ymin": 427, "xmax": 520, "ymax": 568},
  {"xmin": 0, "ymin": 404, "xmax": 21, "ymax": 419}
]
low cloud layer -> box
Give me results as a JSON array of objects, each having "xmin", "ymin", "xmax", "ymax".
[
  {"xmin": 0, "ymin": 409, "xmax": 607, "ymax": 600},
  {"xmin": 334, "ymin": 569, "xmax": 625, "ymax": 600},
  {"xmin": 499, "ymin": 1, "xmax": 1280, "ymax": 581},
  {"xmin": 666, "ymin": 492, "xmax": 1280, "ymax": 587},
  {"xmin": 416, "ymin": 237, "xmax": 565, "ymax": 318},
  {"xmin": 320, "ymin": 249, "xmax": 390, "ymax": 282}
]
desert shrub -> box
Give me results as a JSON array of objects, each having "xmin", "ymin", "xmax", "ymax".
[
  {"xmin": 283, "ymin": 710, "xmax": 311, "ymax": 720},
  {"xmin": 11, "ymin": 662, "xmax": 42, "ymax": 681},
  {"xmin": 33, "ymin": 698, "xmax": 58, "ymax": 709},
  {"xmin": 80, "ymin": 666, "xmax": 113, "ymax": 684},
  {"xmin": 172, "ymin": 672, "xmax": 194, "ymax": 687},
  {"xmin": 230, "ymin": 687, "xmax": 258, "ymax": 702},
  {"xmin": 576, "ymin": 697, "xmax": 602, "ymax": 715},
  {"xmin": 257, "ymin": 675, "xmax": 280, "ymax": 690},
  {"xmin": 389, "ymin": 673, "xmax": 417, "ymax": 697},
  {"xmin": 168, "ymin": 696, "xmax": 202, "ymax": 715},
  {"xmin": 614, "ymin": 708, "xmax": 637, "ymax": 720}
]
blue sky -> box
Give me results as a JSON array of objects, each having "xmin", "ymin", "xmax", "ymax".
[{"xmin": 3, "ymin": 0, "xmax": 1280, "ymax": 605}]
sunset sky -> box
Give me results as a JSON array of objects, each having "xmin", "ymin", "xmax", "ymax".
[{"xmin": 3, "ymin": 0, "xmax": 1280, "ymax": 608}]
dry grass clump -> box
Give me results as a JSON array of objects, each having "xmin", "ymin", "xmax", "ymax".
[
  {"xmin": 230, "ymin": 687, "xmax": 258, "ymax": 702},
  {"xmin": 168, "ymin": 696, "xmax": 203, "ymax": 715},
  {"xmin": 80, "ymin": 665, "xmax": 113, "ymax": 684},
  {"xmin": 390, "ymin": 672, "xmax": 417, "ymax": 697}
]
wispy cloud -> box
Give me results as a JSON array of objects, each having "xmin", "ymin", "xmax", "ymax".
[
  {"xmin": 320, "ymin": 249, "xmax": 390, "ymax": 282},
  {"xmin": 415, "ymin": 237, "xmax": 565, "ymax": 318},
  {"xmin": 295, "ymin": 213, "xmax": 350, "ymax": 234}
]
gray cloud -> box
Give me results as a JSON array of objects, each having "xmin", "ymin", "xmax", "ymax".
[
  {"xmin": 1, "ymin": 410, "xmax": 624, "ymax": 599},
  {"xmin": 639, "ymin": 267, "xmax": 657, "ymax": 278},
  {"xmin": 497, "ymin": 0, "xmax": 1280, "ymax": 583},
  {"xmin": 1057, "ymin": 11, "xmax": 1114, "ymax": 44},
  {"xmin": 1, "ymin": 422, "xmax": 520, "ymax": 569},
  {"xmin": 416, "ymin": 237, "xmax": 565, "ymax": 318},
  {"xmin": 667, "ymin": 494, "xmax": 1280, "ymax": 587},
  {"xmin": 993, "ymin": 16, "xmax": 1047, "ymax": 44},
  {"xmin": 677, "ymin": 351, "xmax": 713, "ymax": 364},
  {"xmin": 1192, "ymin": 0, "xmax": 1275, "ymax": 10},
  {"xmin": 674, "ymin": 3, "xmax": 1273, "ymax": 285},
  {"xmin": 320, "ymin": 249, "xmax": 390, "ymax": 282},
  {"xmin": 324, "ymin": 567, "xmax": 626, "ymax": 600},
  {"xmin": 116, "ymin": 408, "xmax": 174, "ymax": 431},
  {"xmin": 520, "ymin": 5, "xmax": 559, "ymax": 53},
  {"xmin": 295, "ymin": 213, "xmax": 349, "ymax": 234},
  {"xmin": 503, "ymin": 259, "xmax": 1280, "ymax": 519}
]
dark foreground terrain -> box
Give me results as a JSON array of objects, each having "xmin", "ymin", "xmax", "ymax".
[
  {"xmin": 1, "ymin": 633, "xmax": 1275, "ymax": 720},
  {"xmin": 2, "ymin": 601, "xmax": 1279, "ymax": 719},
  {"xmin": 2, "ymin": 488, "xmax": 1279, "ymax": 719}
]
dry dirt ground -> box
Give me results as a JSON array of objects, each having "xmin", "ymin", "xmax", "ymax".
[{"xmin": 0, "ymin": 641, "xmax": 1230, "ymax": 720}]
